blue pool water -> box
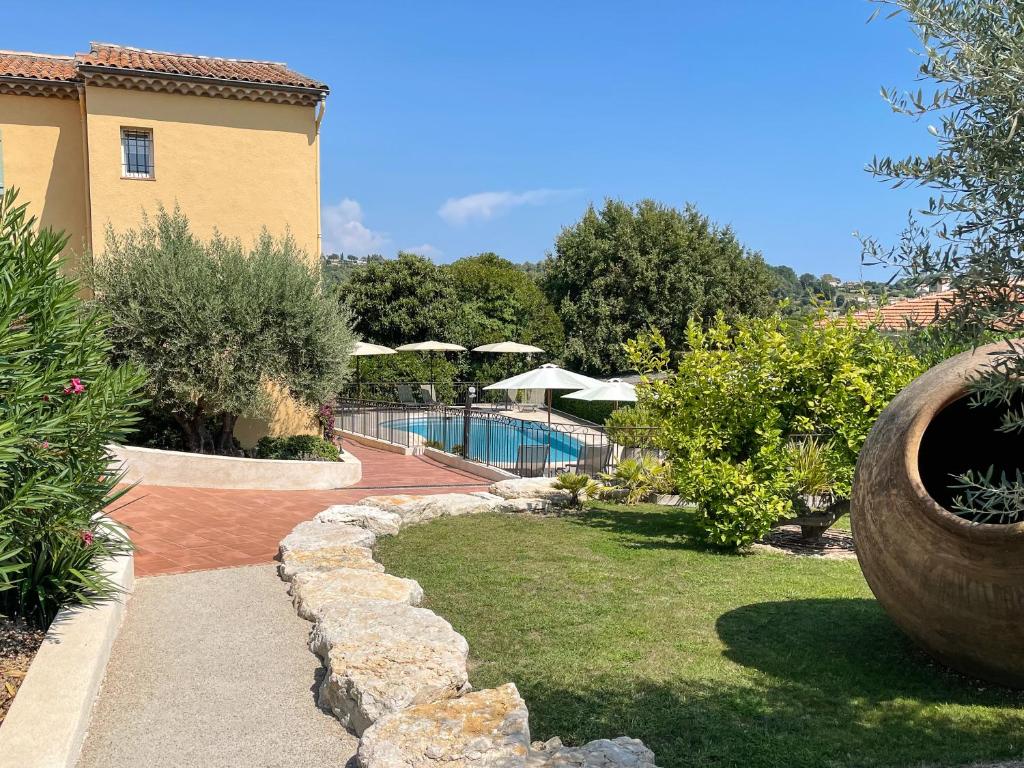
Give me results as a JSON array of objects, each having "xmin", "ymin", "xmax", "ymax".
[{"xmin": 384, "ymin": 413, "xmax": 581, "ymax": 465}]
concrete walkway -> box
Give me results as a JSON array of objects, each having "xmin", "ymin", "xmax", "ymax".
[{"xmin": 77, "ymin": 565, "xmax": 357, "ymax": 768}]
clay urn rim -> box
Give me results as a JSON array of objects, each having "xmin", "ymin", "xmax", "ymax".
[{"xmin": 903, "ymin": 357, "xmax": 1024, "ymax": 541}]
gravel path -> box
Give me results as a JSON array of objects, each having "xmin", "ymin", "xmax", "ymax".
[{"xmin": 77, "ymin": 564, "xmax": 356, "ymax": 768}]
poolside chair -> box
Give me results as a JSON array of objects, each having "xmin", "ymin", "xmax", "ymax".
[
  {"xmin": 397, "ymin": 384, "xmax": 419, "ymax": 406},
  {"xmin": 418, "ymin": 385, "xmax": 438, "ymax": 406},
  {"xmin": 515, "ymin": 444, "xmax": 550, "ymax": 478},
  {"xmin": 574, "ymin": 444, "xmax": 613, "ymax": 477},
  {"xmin": 516, "ymin": 388, "xmax": 545, "ymax": 413}
]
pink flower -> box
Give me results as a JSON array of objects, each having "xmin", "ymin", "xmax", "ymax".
[
  {"xmin": 79, "ymin": 530, "xmax": 95, "ymax": 546},
  {"xmin": 64, "ymin": 378, "xmax": 86, "ymax": 395},
  {"xmin": 41, "ymin": 440, "xmax": 49, "ymax": 449}
]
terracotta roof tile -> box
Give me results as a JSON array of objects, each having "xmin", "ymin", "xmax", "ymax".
[
  {"xmin": 0, "ymin": 51, "xmax": 78, "ymax": 82},
  {"xmin": 76, "ymin": 43, "xmax": 326, "ymax": 91},
  {"xmin": 847, "ymin": 290, "xmax": 956, "ymax": 330}
]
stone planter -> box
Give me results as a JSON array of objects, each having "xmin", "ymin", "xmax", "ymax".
[
  {"xmin": 780, "ymin": 498, "xmax": 848, "ymax": 541},
  {"xmin": 851, "ymin": 341, "xmax": 1024, "ymax": 687}
]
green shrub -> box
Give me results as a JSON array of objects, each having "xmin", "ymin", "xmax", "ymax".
[
  {"xmin": 604, "ymin": 404, "xmax": 659, "ymax": 449},
  {"xmin": 255, "ymin": 434, "xmax": 339, "ymax": 461},
  {"xmin": 627, "ymin": 313, "xmax": 921, "ymax": 548},
  {"xmin": 88, "ymin": 207, "xmax": 353, "ymax": 454},
  {"xmin": 599, "ymin": 457, "xmax": 673, "ymax": 504},
  {"xmin": 0, "ymin": 189, "xmax": 146, "ymax": 626},
  {"xmin": 552, "ymin": 472, "xmax": 591, "ymax": 508}
]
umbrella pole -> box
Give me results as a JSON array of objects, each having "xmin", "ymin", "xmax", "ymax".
[
  {"xmin": 547, "ymin": 388, "xmax": 553, "ymax": 475},
  {"xmin": 356, "ymin": 357, "xmax": 361, "ymax": 399}
]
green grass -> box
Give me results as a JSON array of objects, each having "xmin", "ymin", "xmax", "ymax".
[{"xmin": 375, "ymin": 503, "xmax": 1024, "ymax": 768}]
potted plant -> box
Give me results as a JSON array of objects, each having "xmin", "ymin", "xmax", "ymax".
[{"xmin": 782, "ymin": 437, "xmax": 846, "ymax": 540}]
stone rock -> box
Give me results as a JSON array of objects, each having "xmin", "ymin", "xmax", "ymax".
[
  {"xmin": 291, "ymin": 568, "xmax": 424, "ymax": 621},
  {"xmin": 361, "ymin": 493, "xmax": 504, "ymax": 525},
  {"xmin": 309, "ymin": 599, "xmax": 470, "ymax": 734},
  {"xmin": 279, "ymin": 520, "xmax": 376, "ymax": 559},
  {"xmin": 494, "ymin": 497, "xmax": 551, "ymax": 514},
  {"xmin": 357, "ymin": 683, "xmax": 531, "ymax": 768},
  {"xmin": 315, "ymin": 504, "xmax": 403, "ymax": 536},
  {"xmin": 278, "ymin": 544, "xmax": 383, "ymax": 582},
  {"xmin": 489, "ymin": 478, "xmax": 571, "ymax": 506},
  {"xmin": 527, "ymin": 737, "xmax": 659, "ymax": 768}
]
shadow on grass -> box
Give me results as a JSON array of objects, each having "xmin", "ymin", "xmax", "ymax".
[
  {"xmin": 714, "ymin": 598, "xmax": 1024, "ymax": 703},
  {"xmin": 568, "ymin": 502, "xmax": 730, "ymax": 554},
  {"xmin": 514, "ymin": 600, "xmax": 1024, "ymax": 768}
]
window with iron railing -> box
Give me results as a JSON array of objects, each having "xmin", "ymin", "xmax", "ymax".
[{"xmin": 120, "ymin": 128, "xmax": 154, "ymax": 179}]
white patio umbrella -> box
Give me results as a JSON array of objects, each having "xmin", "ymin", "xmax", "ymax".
[
  {"xmin": 350, "ymin": 342, "xmax": 397, "ymax": 397},
  {"xmin": 562, "ymin": 378, "xmax": 637, "ymax": 408},
  {"xmin": 472, "ymin": 342, "xmax": 545, "ymax": 353},
  {"xmin": 395, "ymin": 340, "xmax": 467, "ymax": 387},
  {"xmin": 484, "ymin": 363, "xmax": 602, "ymax": 429}
]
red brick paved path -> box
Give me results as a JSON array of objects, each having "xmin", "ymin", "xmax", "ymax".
[{"xmin": 112, "ymin": 443, "xmax": 489, "ymax": 577}]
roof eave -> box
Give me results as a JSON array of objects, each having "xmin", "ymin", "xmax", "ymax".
[
  {"xmin": 76, "ymin": 64, "xmax": 328, "ymax": 97},
  {"xmin": 0, "ymin": 74, "xmax": 80, "ymax": 97}
]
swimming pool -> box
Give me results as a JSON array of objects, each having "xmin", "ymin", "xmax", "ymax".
[{"xmin": 384, "ymin": 412, "xmax": 582, "ymax": 466}]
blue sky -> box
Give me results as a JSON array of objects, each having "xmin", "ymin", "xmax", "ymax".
[{"xmin": 7, "ymin": 1, "xmax": 933, "ymax": 279}]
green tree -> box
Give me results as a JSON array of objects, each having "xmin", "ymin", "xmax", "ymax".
[
  {"xmin": 341, "ymin": 252, "xmax": 472, "ymax": 391},
  {"xmin": 0, "ymin": 189, "xmax": 147, "ymax": 625},
  {"xmin": 89, "ymin": 207, "xmax": 352, "ymax": 453},
  {"xmin": 628, "ymin": 314, "xmax": 921, "ymax": 548},
  {"xmin": 344, "ymin": 252, "xmax": 471, "ymax": 348},
  {"xmin": 446, "ymin": 252, "xmax": 564, "ymax": 379},
  {"xmin": 543, "ymin": 199, "xmax": 776, "ymax": 374}
]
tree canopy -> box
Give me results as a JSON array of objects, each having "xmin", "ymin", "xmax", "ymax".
[
  {"xmin": 447, "ymin": 252, "xmax": 564, "ymax": 378},
  {"xmin": 542, "ymin": 199, "xmax": 777, "ymax": 374},
  {"xmin": 340, "ymin": 251, "xmax": 563, "ymax": 384},
  {"xmin": 89, "ymin": 207, "xmax": 353, "ymax": 452},
  {"xmin": 344, "ymin": 252, "xmax": 471, "ymax": 349}
]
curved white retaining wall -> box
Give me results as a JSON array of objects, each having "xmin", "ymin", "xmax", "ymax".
[
  {"xmin": 0, "ymin": 531, "xmax": 133, "ymax": 768},
  {"xmin": 109, "ymin": 444, "xmax": 362, "ymax": 490}
]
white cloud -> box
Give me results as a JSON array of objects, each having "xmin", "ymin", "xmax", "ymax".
[
  {"xmin": 403, "ymin": 243, "xmax": 443, "ymax": 259},
  {"xmin": 438, "ymin": 188, "xmax": 578, "ymax": 225},
  {"xmin": 322, "ymin": 198, "xmax": 389, "ymax": 255}
]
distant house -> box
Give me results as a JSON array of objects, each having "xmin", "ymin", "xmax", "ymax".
[
  {"xmin": 0, "ymin": 42, "xmax": 329, "ymax": 261},
  {"xmin": 846, "ymin": 290, "xmax": 956, "ymax": 330}
]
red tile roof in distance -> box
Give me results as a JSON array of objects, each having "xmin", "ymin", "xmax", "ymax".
[
  {"xmin": 0, "ymin": 51, "xmax": 78, "ymax": 82},
  {"xmin": 76, "ymin": 43, "xmax": 326, "ymax": 91},
  {"xmin": 847, "ymin": 290, "xmax": 956, "ymax": 330}
]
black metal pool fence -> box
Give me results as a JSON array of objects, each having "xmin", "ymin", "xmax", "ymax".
[{"xmin": 335, "ymin": 397, "xmax": 659, "ymax": 479}]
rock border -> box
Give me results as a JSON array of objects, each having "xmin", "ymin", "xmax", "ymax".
[
  {"xmin": 279, "ymin": 478, "xmax": 661, "ymax": 767},
  {"xmin": 0, "ymin": 540, "xmax": 133, "ymax": 768},
  {"xmin": 109, "ymin": 443, "xmax": 362, "ymax": 490}
]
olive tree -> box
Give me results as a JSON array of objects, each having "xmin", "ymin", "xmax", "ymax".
[
  {"xmin": 89, "ymin": 207, "xmax": 353, "ymax": 453},
  {"xmin": 862, "ymin": 0, "xmax": 1024, "ymax": 521}
]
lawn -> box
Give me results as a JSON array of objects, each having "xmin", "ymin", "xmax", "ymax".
[{"xmin": 375, "ymin": 504, "xmax": 1024, "ymax": 768}]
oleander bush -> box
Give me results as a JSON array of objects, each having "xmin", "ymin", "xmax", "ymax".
[
  {"xmin": 255, "ymin": 434, "xmax": 340, "ymax": 462},
  {"xmin": 0, "ymin": 189, "xmax": 146, "ymax": 626},
  {"xmin": 626, "ymin": 313, "xmax": 921, "ymax": 548}
]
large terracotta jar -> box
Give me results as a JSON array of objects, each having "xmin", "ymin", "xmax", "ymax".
[{"xmin": 851, "ymin": 341, "xmax": 1024, "ymax": 687}]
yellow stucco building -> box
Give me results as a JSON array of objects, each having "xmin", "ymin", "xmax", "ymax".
[
  {"xmin": 0, "ymin": 42, "xmax": 331, "ymax": 444},
  {"xmin": 0, "ymin": 42, "xmax": 327, "ymax": 262}
]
